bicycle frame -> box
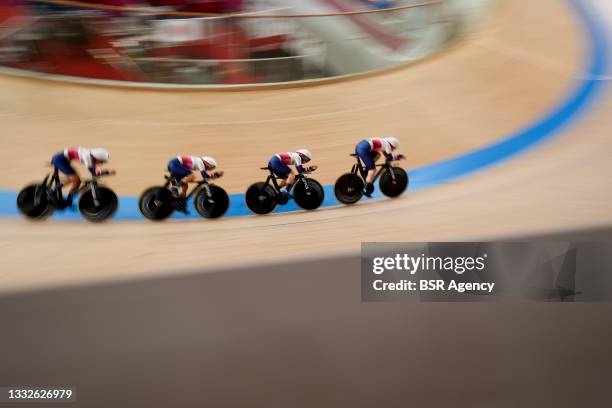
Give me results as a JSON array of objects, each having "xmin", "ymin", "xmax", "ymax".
[
  {"xmin": 263, "ymin": 169, "xmax": 283, "ymax": 193},
  {"xmin": 260, "ymin": 167, "xmax": 308, "ymax": 193},
  {"xmin": 350, "ymin": 155, "xmax": 393, "ymax": 182},
  {"xmin": 163, "ymin": 175, "xmax": 212, "ymax": 200},
  {"xmin": 34, "ymin": 168, "xmax": 63, "ymax": 206}
]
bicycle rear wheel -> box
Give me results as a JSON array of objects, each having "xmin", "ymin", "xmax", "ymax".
[
  {"xmin": 139, "ymin": 186, "xmax": 175, "ymax": 221},
  {"xmin": 334, "ymin": 173, "xmax": 364, "ymax": 204},
  {"xmin": 16, "ymin": 184, "xmax": 53, "ymax": 219},
  {"xmin": 245, "ymin": 182, "xmax": 277, "ymax": 214}
]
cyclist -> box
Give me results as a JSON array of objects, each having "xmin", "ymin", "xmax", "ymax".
[
  {"xmin": 50, "ymin": 147, "xmax": 115, "ymax": 206},
  {"xmin": 268, "ymin": 149, "xmax": 318, "ymax": 196},
  {"xmin": 355, "ymin": 137, "xmax": 403, "ymax": 197},
  {"xmin": 167, "ymin": 155, "xmax": 223, "ymax": 199}
]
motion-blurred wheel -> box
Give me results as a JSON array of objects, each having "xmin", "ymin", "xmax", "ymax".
[
  {"xmin": 294, "ymin": 178, "xmax": 324, "ymax": 210},
  {"xmin": 245, "ymin": 182, "xmax": 277, "ymax": 215},
  {"xmin": 195, "ymin": 185, "xmax": 230, "ymax": 219},
  {"xmin": 79, "ymin": 187, "xmax": 118, "ymax": 222},
  {"xmin": 139, "ymin": 186, "xmax": 175, "ymax": 221},
  {"xmin": 334, "ymin": 173, "xmax": 364, "ymax": 204},
  {"xmin": 16, "ymin": 184, "xmax": 53, "ymax": 219},
  {"xmin": 379, "ymin": 167, "xmax": 408, "ymax": 198}
]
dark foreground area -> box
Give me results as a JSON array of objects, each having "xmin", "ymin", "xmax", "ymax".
[{"xmin": 1, "ymin": 226, "xmax": 612, "ymax": 407}]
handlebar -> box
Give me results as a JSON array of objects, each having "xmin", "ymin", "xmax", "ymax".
[
  {"xmin": 301, "ymin": 165, "xmax": 318, "ymax": 174},
  {"xmin": 88, "ymin": 174, "xmax": 114, "ymax": 183},
  {"xmin": 81, "ymin": 173, "xmax": 113, "ymax": 189},
  {"xmin": 387, "ymin": 155, "xmax": 405, "ymax": 163},
  {"xmin": 92, "ymin": 170, "xmax": 116, "ymax": 179},
  {"xmin": 378, "ymin": 159, "xmax": 402, "ymax": 167}
]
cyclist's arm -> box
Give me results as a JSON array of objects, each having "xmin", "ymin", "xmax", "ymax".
[
  {"xmin": 383, "ymin": 140, "xmax": 403, "ymax": 160},
  {"xmin": 191, "ymin": 159, "xmax": 206, "ymax": 179},
  {"xmin": 201, "ymin": 170, "xmax": 224, "ymax": 180},
  {"xmin": 82, "ymin": 153, "xmax": 97, "ymax": 175},
  {"xmin": 383, "ymin": 140, "xmax": 393, "ymax": 156},
  {"xmin": 291, "ymin": 152, "xmax": 306, "ymax": 173}
]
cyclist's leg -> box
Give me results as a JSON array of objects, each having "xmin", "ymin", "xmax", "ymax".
[
  {"xmin": 268, "ymin": 157, "xmax": 291, "ymax": 190},
  {"xmin": 285, "ymin": 170, "xmax": 298, "ymax": 193},
  {"xmin": 51, "ymin": 153, "xmax": 79, "ymax": 203},
  {"xmin": 180, "ymin": 174, "xmax": 196, "ymax": 197},
  {"xmin": 168, "ymin": 158, "xmax": 192, "ymax": 198},
  {"xmin": 356, "ymin": 141, "xmax": 376, "ymax": 194}
]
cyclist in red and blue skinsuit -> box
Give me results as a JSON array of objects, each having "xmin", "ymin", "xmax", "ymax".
[
  {"xmin": 355, "ymin": 137, "xmax": 402, "ymax": 196},
  {"xmin": 167, "ymin": 155, "xmax": 222, "ymax": 198},
  {"xmin": 50, "ymin": 147, "xmax": 114, "ymax": 206},
  {"xmin": 268, "ymin": 148, "xmax": 317, "ymax": 195}
]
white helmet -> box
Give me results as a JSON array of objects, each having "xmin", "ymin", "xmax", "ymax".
[
  {"xmin": 90, "ymin": 148, "xmax": 110, "ymax": 162},
  {"xmin": 385, "ymin": 137, "xmax": 400, "ymax": 150},
  {"xmin": 296, "ymin": 148, "xmax": 312, "ymax": 162},
  {"xmin": 201, "ymin": 156, "xmax": 217, "ymax": 169}
]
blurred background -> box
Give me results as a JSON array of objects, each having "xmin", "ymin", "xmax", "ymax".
[{"xmin": 0, "ymin": 0, "xmax": 484, "ymax": 84}]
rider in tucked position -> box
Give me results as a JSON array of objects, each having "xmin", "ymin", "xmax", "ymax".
[
  {"xmin": 50, "ymin": 147, "xmax": 115, "ymax": 206},
  {"xmin": 355, "ymin": 137, "xmax": 403, "ymax": 197},
  {"xmin": 268, "ymin": 149, "xmax": 318, "ymax": 196},
  {"xmin": 167, "ymin": 155, "xmax": 223, "ymax": 199}
]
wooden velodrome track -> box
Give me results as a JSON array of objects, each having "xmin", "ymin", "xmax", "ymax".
[{"xmin": 0, "ymin": 0, "xmax": 611, "ymax": 293}]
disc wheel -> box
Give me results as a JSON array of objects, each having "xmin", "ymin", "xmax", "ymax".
[
  {"xmin": 139, "ymin": 186, "xmax": 175, "ymax": 221},
  {"xmin": 379, "ymin": 167, "xmax": 408, "ymax": 198},
  {"xmin": 195, "ymin": 185, "xmax": 230, "ymax": 219},
  {"xmin": 16, "ymin": 184, "xmax": 53, "ymax": 219},
  {"xmin": 334, "ymin": 173, "xmax": 364, "ymax": 204},
  {"xmin": 79, "ymin": 187, "xmax": 118, "ymax": 222},
  {"xmin": 245, "ymin": 182, "xmax": 277, "ymax": 215},
  {"xmin": 294, "ymin": 178, "xmax": 325, "ymax": 210}
]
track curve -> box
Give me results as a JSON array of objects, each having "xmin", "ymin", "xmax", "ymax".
[
  {"xmin": 0, "ymin": 0, "xmax": 601, "ymax": 220},
  {"xmin": 1, "ymin": 0, "xmax": 611, "ymax": 292}
]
